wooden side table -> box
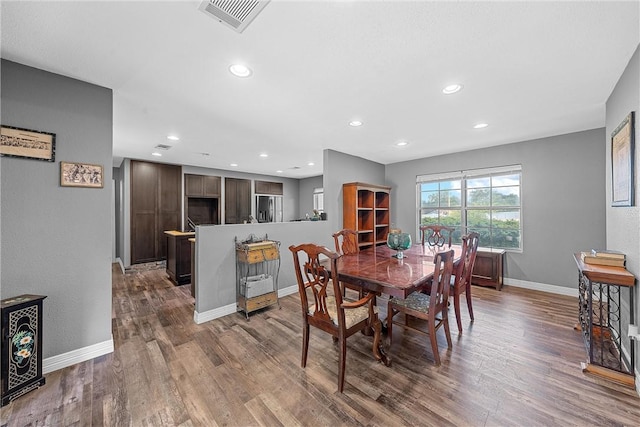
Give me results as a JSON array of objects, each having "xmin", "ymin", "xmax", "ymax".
[
  {"xmin": 1, "ymin": 294, "xmax": 46, "ymax": 406},
  {"xmin": 472, "ymin": 248, "xmax": 506, "ymax": 290}
]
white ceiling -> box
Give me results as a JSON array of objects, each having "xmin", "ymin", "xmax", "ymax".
[{"xmin": 1, "ymin": 1, "xmax": 639, "ymax": 178}]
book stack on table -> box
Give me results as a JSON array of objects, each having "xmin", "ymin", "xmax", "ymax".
[{"xmin": 581, "ymin": 249, "xmax": 626, "ymax": 267}]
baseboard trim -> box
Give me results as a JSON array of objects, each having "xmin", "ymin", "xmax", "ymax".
[
  {"xmin": 193, "ymin": 285, "xmax": 299, "ymax": 324},
  {"xmin": 116, "ymin": 257, "xmax": 125, "ymax": 274},
  {"xmin": 503, "ymin": 278, "xmax": 578, "ymax": 297},
  {"xmin": 43, "ymin": 336, "xmax": 114, "ymax": 374}
]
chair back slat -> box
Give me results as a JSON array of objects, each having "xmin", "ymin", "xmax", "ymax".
[
  {"xmin": 333, "ymin": 229, "xmax": 359, "ymax": 255},
  {"xmin": 290, "ymin": 243, "xmax": 343, "ymax": 326},
  {"xmin": 454, "ymin": 232, "xmax": 480, "ymax": 291},
  {"xmin": 427, "ymin": 249, "xmax": 455, "ymax": 313},
  {"xmin": 420, "ymin": 225, "xmax": 454, "ymax": 248}
]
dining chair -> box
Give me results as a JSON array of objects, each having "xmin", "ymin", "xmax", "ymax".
[
  {"xmin": 332, "ymin": 229, "xmax": 362, "ymax": 298},
  {"xmin": 450, "ymin": 232, "xmax": 480, "ymax": 333},
  {"xmin": 420, "ymin": 224, "xmax": 454, "ymax": 248},
  {"xmin": 289, "ymin": 242, "xmax": 383, "ymax": 392},
  {"xmin": 387, "ymin": 249, "xmax": 455, "ymax": 365}
]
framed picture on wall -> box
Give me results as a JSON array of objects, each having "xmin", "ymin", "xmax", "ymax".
[
  {"xmin": 60, "ymin": 161, "xmax": 104, "ymax": 188},
  {"xmin": 0, "ymin": 125, "xmax": 56, "ymax": 162},
  {"xmin": 611, "ymin": 111, "xmax": 635, "ymax": 207}
]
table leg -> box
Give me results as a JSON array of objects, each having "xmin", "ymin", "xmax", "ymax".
[{"xmin": 371, "ymin": 317, "xmax": 391, "ymax": 366}]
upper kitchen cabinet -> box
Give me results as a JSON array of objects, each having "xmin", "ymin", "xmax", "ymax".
[
  {"xmin": 185, "ymin": 174, "xmax": 221, "ymax": 197},
  {"xmin": 184, "ymin": 174, "xmax": 221, "ymax": 229},
  {"xmin": 255, "ymin": 180, "xmax": 283, "ymax": 195}
]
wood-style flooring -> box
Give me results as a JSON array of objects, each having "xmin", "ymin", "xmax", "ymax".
[{"xmin": 2, "ymin": 263, "xmax": 640, "ymax": 426}]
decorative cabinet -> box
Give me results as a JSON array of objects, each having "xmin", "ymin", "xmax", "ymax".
[
  {"xmin": 343, "ymin": 182, "xmax": 391, "ymax": 249},
  {"xmin": 235, "ymin": 236, "xmax": 280, "ymax": 320},
  {"xmin": 255, "ymin": 180, "xmax": 283, "ymax": 195},
  {"xmin": 471, "ymin": 248, "xmax": 506, "ymax": 290},
  {"xmin": 165, "ymin": 231, "xmax": 195, "ymax": 285},
  {"xmin": 1, "ymin": 294, "xmax": 46, "ymax": 406},
  {"xmin": 573, "ymin": 253, "xmax": 636, "ymax": 387}
]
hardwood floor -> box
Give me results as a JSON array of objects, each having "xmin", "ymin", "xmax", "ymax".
[{"xmin": 2, "ymin": 264, "xmax": 640, "ymax": 426}]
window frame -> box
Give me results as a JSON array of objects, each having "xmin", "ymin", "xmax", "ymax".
[{"xmin": 416, "ymin": 165, "xmax": 523, "ymax": 252}]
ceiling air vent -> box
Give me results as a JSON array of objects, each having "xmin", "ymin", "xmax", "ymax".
[
  {"xmin": 154, "ymin": 144, "xmax": 172, "ymax": 150},
  {"xmin": 198, "ymin": 0, "xmax": 270, "ymax": 33}
]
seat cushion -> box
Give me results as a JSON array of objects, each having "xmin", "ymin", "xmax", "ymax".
[
  {"xmin": 390, "ymin": 292, "xmax": 432, "ymax": 314},
  {"xmin": 309, "ymin": 295, "xmax": 378, "ymax": 329}
]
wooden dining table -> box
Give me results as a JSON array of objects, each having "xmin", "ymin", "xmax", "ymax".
[
  {"xmin": 336, "ymin": 243, "xmax": 463, "ymax": 298},
  {"xmin": 324, "ymin": 243, "xmax": 462, "ymax": 367}
]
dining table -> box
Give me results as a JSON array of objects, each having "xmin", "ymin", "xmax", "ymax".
[
  {"xmin": 326, "ymin": 243, "xmax": 463, "ymax": 367},
  {"xmin": 336, "ymin": 243, "xmax": 463, "ymax": 299}
]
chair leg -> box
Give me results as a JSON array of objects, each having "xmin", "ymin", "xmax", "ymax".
[
  {"xmin": 338, "ymin": 335, "xmax": 347, "ymax": 393},
  {"xmin": 453, "ymin": 293, "xmax": 463, "ymax": 334},
  {"xmin": 428, "ymin": 321, "xmax": 440, "ymax": 365},
  {"xmin": 443, "ymin": 314, "xmax": 452, "ymax": 349},
  {"xmin": 465, "ymin": 285, "xmax": 474, "ymax": 321},
  {"xmin": 301, "ymin": 323, "xmax": 309, "ymax": 368}
]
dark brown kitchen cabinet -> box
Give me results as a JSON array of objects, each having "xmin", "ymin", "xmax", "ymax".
[
  {"xmin": 185, "ymin": 174, "xmax": 220, "ymax": 197},
  {"xmin": 255, "ymin": 180, "xmax": 283, "ymax": 195},
  {"xmin": 225, "ymin": 178, "xmax": 251, "ymax": 224},
  {"xmin": 131, "ymin": 160, "xmax": 181, "ymax": 264},
  {"xmin": 184, "ymin": 174, "xmax": 221, "ymax": 230},
  {"xmin": 165, "ymin": 231, "xmax": 195, "ymax": 286}
]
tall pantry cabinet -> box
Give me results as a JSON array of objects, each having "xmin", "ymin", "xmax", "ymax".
[
  {"xmin": 342, "ymin": 182, "xmax": 391, "ymax": 249},
  {"xmin": 130, "ymin": 160, "xmax": 181, "ymax": 264}
]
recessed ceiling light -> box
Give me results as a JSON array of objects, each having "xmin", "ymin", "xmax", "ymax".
[
  {"xmin": 396, "ymin": 141, "xmax": 408, "ymax": 146},
  {"xmin": 442, "ymin": 84, "xmax": 463, "ymax": 94},
  {"xmin": 230, "ymin": 163, "xmax": 238, "ymax": 167},
  {"xmin": 259, "ymin": 153, "xmax": 268, "ymax": 158},
  {"xmin": 276, "ymin": 170, "xmax": 283, "ymax": 173},
  {"xmin": 151, "ymin": 152, "xmax": 162, "ymax": 157},
  {"xmin": 229, "ymin": 64, "xmax": 252, "ymax": 78},
  {"xmin": 167, "ymin": 135, "xmax": 180, "ymax": 141},
  {"xmin": 474, "ymin": 123, "xmax": 489, "ymax": 129},
  {"xmin": 307, "ymin": 162, "xmax": 315, "ymax": 166},
  {"xmin": 349, "ymin": 120, "xmax": 363, "ymax": 127}
]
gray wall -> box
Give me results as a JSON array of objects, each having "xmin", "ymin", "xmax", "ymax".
[
  {"xmin": 298, "ymin": 175, "xmax": 323, "ymax": 219},
  {"xmin": 0, "ymin": 60, "xmax": 113, "ymax": 358},
  {"xmin": 605, "ymin": 43, "xmax": 639, "ymax": 375},
  {"xmin": 194, "ymin": 221, "xmax": 332, "ymax": 315},
  {"xmin": 385, "ymin": 128, "xmax": 607, "ymax": 289},
  {"xmin": 323, "ymin": 149, "xmax": 386, "ymax": 234}
]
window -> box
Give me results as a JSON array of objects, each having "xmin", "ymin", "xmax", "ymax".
[
  {"xmin": 417, "ymin": 165, "xmax": 522, "ymax": 250},
  {"xmin": 313, "ymin": 187, "xmax": 324, "ymax": 212}
]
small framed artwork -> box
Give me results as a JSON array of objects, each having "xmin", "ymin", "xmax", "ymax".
[
  {"xmin": 611, "ymin": 111, "xmax": 635, "ymax": 207},
  {"xmin": 0, "ymin": 125, "xmax": 56, "ymax": 162},
  {"xmin": 60, "ymin": 161, "xmax": 104, "ymax": 188}
]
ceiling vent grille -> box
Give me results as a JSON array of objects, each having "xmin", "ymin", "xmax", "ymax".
[
  {"xmin": 198, "ymin": 0, "xmax": 270, "ymax": 33},
  {"xmin": 154, "ymin": 144, "xmax": 172, "ymax": 150}
]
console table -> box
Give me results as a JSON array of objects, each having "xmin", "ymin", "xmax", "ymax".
[{"xmin": 573, "ymin": 253, "xmax": 636, "ymax": 386}]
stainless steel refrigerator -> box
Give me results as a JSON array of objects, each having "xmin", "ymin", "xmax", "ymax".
[{"xmin": 256, "ymin": 195, "xmax": 283, "ymax": 223}]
